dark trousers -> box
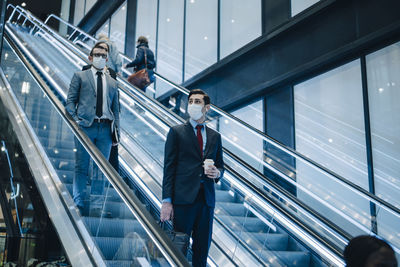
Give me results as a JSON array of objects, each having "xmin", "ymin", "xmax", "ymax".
[
  {"xmin": 109, "ymin": 145, "xmax": 119, "ymax": 172},
  {"xmin": 173, "ymin": 188, "xmax": 214, "ymax": 267}
]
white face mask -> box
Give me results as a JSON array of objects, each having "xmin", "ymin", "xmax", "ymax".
[
  {"xmin": 187, "ymin": 104, "xmax": 204, "ymax": 120},
  {"xmin": 92, "ymin": 56, "xmax": 106, "ymax": 69}
]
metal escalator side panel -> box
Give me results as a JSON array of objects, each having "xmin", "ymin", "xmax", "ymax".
[
  {"xmin": 0, "ymin": 66, "xmax": 98, "ymax": 266},
  {"xmin": 3, "ymin": 23, "xmax": 191, "ymax": 267}
]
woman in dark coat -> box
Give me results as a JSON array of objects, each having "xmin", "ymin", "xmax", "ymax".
[{"xmin": 124, "ymin": 36, "xmax": 156, "ymax": 90}]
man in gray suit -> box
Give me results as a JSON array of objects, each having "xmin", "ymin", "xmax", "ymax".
[{"xmin": 66, "ymin": 45, "xmax": 120, "ymax": 212}]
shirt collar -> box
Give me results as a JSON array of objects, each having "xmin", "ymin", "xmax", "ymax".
[
  {"xmin": 189, "ymin": 118, "xmax": 205, "ymax": 129},
  {"xmin": 91, "ymin": 66, "xmax": 104, "ymax": 74}
]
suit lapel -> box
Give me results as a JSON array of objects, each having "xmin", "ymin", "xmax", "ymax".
[
  {"xmin": 85, "ymin": 69, "xmax": 96, "ymax": 94},
  {"xmin": 105, "ymin": 74, "xmax": 114, "ymax": 105},
  {"xmin": 184, "ymin": 122, "xmax": 202, "ymax": 159},
  {"xmin": 204, "ymin": 126, "xmax": 215, "ymax": 157}
]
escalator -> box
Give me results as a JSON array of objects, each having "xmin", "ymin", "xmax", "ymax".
[
  {"xmin": 0, "ymin": 26, "xmax": 190, "ymax": 267},
  {"xmin": 3, "ymin": 4, "xmax": 400, "ymax": 267}
]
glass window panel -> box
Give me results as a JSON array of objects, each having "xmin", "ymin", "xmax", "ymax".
[
  {"xmin": 96, "ymin": 19, "xmax": 110, "ymax": 38},
  {"xmin": 135, "ymin": 0, "xmax": 158, "ymax": 52},
  {"xmin": 291, "ymin": 0, "xmax": 320, "ymax": 17},
  {"xmin": 220, "ymin": 0, "xmax": 261, "ymax": 59},
  {"xmin": 156, "ymin": 0, "xmax": 184, "ymax": 96},
  {"xmin": 219, "ymin": 99, "xmax": 264, "ymax": 173},
  {"xmin": 366, "ymin": 42, "xmax": 400, "ymax": 208},
  {"xmin": 294, "ymin": 59, "xmax": 368, "ymax": 188},
  {"xmin": 184, "ymin": 0, "xmax": 217, "ymax": 80},
  {"xmin": 85, "ymin": 0, "xmax": 97, "ymax": 14},
  {"xmin": 74, "ymin": 0, "xmax": 85, "ymax": 25},
  {"xmin": 294, "ymin": 60, "xmax": 369, "ymax": 234},
  {"xmin": 110, "ymin": 2, "xmax": 127, "ymax": 53}
]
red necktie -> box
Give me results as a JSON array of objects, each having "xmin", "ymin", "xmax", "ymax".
[{"xmin": 196, "ymin": 125, "xmax": 203, "ymax": 158}]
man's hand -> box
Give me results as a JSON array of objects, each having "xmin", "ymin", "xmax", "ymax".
[
  {"xmin": 112, "ymin": 142, "xmax": 119, "ymax": 146},
  {"xmin": 205, "ymin": 165, "xmax": 220, "ymax": 179},
  {"xmin": 160, "ymin": 202, "xmax": 173, "ymax": 222}
]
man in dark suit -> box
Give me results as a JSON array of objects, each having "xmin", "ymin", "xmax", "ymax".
[
  {"xmin": 66, "ymin": 45, "xmax": 120, "ymax": 212},
  {"xmin": 161, "ymin": 89, "xmax": 224, "ymax": 267}
]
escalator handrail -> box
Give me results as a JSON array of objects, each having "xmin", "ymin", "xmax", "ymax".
[
  {"xmin": 4, "ymin": 24, "xmax": 191, "ymax": 267},
  {"xmin": 5, "ymin": 9, "xmax": 386, "ymax": 266},
  {"xmin": 7, "ymin": 3, "xmax": 400, "ymax": 242},
  {"xmin": 38, "ymin": 7, "xmax": 400, "ymax": 216}
]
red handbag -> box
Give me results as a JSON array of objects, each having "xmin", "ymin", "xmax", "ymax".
[{"xmin": 127, "ymin": 50, "xmax": 150, "ymax": 90}]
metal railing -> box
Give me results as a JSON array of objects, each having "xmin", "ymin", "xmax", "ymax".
[{"xmin": 3, "ymin": 21, "xmax": 191, "ymax": 267}]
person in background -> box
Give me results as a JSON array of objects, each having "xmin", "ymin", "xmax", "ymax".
[
  {"xmin": 66, "ymin": 45, "xmax": 120, "ymax": 213},
  {"xmin": 123, "ymin": 36, "xmax": 156, "ymax": 91},
  {"xmin": 160, "ymin": 89, "xmax": 224, "ymax": 267},
  {"xmin": 98, "ymin": 33, "xmax": 122, "ymax": 75},
  {"xmin": 344, "ymin": 235, "xmax": 397, "ymax": 267}
]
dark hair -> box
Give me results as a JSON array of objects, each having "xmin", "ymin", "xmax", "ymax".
[
  {"xmin": 344, "ymin": 236, "xmax": 397, "ymax": 267},
  {"xmin": 89, "ymin": 42, "xmax": 109, "ymax": 57},
  {"xmin": 188, "ymin": 89, "xmax": 210, "ymax": 105},
  {"xmin": 137, "ymin": 36, "xmax": 148, "ymax": 44}
]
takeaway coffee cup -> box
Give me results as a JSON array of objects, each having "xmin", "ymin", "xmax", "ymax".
[{"xmin": 204, "ymin": 159, "xmax": 214, "ymax": 172}]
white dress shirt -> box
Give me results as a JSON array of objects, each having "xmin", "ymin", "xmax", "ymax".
[{"xmin": 91, "ymin": 67, "xmax": 112, "ymax": 120}]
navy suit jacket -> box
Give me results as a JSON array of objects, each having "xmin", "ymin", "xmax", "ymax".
[{"xmin": 162, "ymin": 121, "xmax": 224, "ymax": 207}]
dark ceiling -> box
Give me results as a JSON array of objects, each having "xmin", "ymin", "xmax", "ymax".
[{"xmin": 8, "ymin": 0, "xmax": 62, "ymax": 22}]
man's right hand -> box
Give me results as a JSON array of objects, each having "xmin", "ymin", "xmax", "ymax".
[{"xmin": 160, "ymin": 202, "xmax": 173, "ymax": 222}]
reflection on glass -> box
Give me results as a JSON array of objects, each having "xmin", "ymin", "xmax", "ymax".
[
  {"xmin": 85, "ymin": 0, "xmax": 97, "ymax": 14},
  {"xmin": 366, "ymin": 42, "xmax": 400, "ymax": 209},
  {"xmin": 135, "ymin": 0, "xmax": 158, "ymax": 52},
  {"xmin": 184, "ymin": 0, "xmax": 217, "ymax": 80},
  {"xmin": 73, "ymin": 0, "xmax": 85, "ymax": 25},
  {"xmin": 110, "ymin": 1, "xmax": 127, "ymax": 53},
  {"xmin": 291, "ymin": 0, "xmax": 320, "ymax": 17},
  {"xmin": 156, "ymin": 0, "xmax": 184, "ymax": 96},
  {"xmin": 294, "ymin": 59, "xmax": 369, "ymax": 235},
  {"xmin": 219, "ymin": 99, "xmax": 264, "ymax": 173},
  {"xmin": 220, "ymin": 0, "xmax": 261, "ymax": 59},
  {"xmin": 96, "ymin": 19, "xmax": 110, "ymax": 38}
]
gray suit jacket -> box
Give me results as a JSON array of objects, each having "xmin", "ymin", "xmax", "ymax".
[{"xmin": 65, "ymin": 69, "xmax": 120, "ymax": 134}]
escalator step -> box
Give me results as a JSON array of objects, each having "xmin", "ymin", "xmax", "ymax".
[{"xmin": 83, "ymin": 217, "xmax": 144, "ymax": 238}]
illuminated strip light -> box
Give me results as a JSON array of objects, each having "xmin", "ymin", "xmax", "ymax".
[
  {"xmin": 120, "ymin": 158, "xmax": 161, "ymax": 209},
  {"xmin": 6, "ymin": 26, "xmax": 67, "ymax": 99},
  {"xmin": 37, "ymin": 31, "xmax": 83, "ymax": 69},
  {"xmin": 120, "ymin": 91, "xmax": 170, "ymax": 134},
  {"xmin": 120, "ymin": 98, "xmax": 167, "ymax": 141},
  {"xmin": 223, "ymin": 136, "xmax": 374, "ymax": 234},
  {"xmin": 226, "ymin": 173, "xmax": 345, "ymax": 267},
  {"xmin": 223, "ymin": 155, "xmax": 349, "ymax": 248}
]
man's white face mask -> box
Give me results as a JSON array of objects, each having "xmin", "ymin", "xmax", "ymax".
[
  {"xmin": 92, "ymin": 56, "xmax": 106, "ymax": 69},
  {"xmin": 187, "ymin": 104, "xmax": 204, "ymax": 120}
]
